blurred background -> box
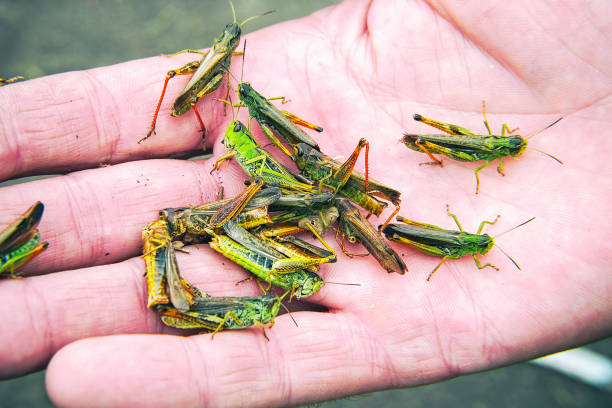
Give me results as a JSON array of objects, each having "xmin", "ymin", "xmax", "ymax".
[{"xmin": 0, "ymin": 0, "xmax": 610, "ymax": 406}]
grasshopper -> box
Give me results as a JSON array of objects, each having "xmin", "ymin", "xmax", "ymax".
[
  {"xmin": 401, "ymin": 102, "xmax": 563, "ymax": 193},
  {"xmin": 381, "ymin": 206, "xmax": 535, "ymax": 280},
  {"xmin": 157, "ymin": 291, "xmax": 288, "ymax": 340},
  {"xmin": 212, "ymin": 120, "xmax": 314, "ymax": 192},
  {"xmin": 335, "ymin": 198, "xmax": 406, "ymax": 274},
  {"xmin": 215, "ymin": 42, "xmax": 323, "ymax": 157},
  {"xmin": 140, "ymin": 2, "xmax": 273, "ymax": 143},
  {"xmin": 142, "ymin": 179, "xmax": 266, "ymax": 310},
  {"xmin": 0, "ymin": 76, "xmax": 24, "ymax": 86},
  {"xmin": 142, "ymin": 218, "xmax": 199, "ymax": 311},
  {"xmin": 1, "ymin": 201, "xmax": 48, "ymax": 277},
  {"xmin": 162, "ymin": 186, "xmax": 280, "ymax": 240},
  {"xmin": 293, "ymin": 139, "xmax": 401, "ymax": 229}
]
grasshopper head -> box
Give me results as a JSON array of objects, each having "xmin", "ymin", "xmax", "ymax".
[
  {"xmin": 293, "ymin": 143, "xmax": 314, "ymax": 170},
  {"xmin": 290, "ymin": 272, "xmax": 324, "ymax": 298},
  {"xmin": 214, "ymin": 23, "xmax": 241, "ymax": 53},
  {"xmin": 224, "ymin": 120, "xmax": 248, "ymax": 149},
  {"xmin": 237, "ymin": 82, "xmax": 255, "ymax": 103}
]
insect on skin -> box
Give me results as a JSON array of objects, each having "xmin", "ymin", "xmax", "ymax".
[
  {"xmin": 0, "ymin": 201, "xmax": 49, "ymax": 277},
  {"xmin": 212, "ymin": 120, "xmax": 314, "ymax": 192},
  {"xmin": 382, "ymin": 205, "xmax": 535, "ymax": 280},
  {"xmin": 335, "ymin": 198, "xmax": 406, "ymax": 275},
  {"xmin": 157, "ymin": 292, "xmax": 288, "ymax": 341},
  {"xmin": 401, "ymin": 101, "xmax": 563, "ymax": 194},
  {"xmin": 139, "ymin": 2, "xmax": 273, "ymax": 143}
]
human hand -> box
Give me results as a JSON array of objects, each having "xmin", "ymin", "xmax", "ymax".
[{"xmin": 0, "ymin": 0, "xmax": 610, "ymax": 407}]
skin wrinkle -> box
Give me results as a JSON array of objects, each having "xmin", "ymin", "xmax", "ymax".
[
  {"xmin": 21, "ymin": 277, "xmax": 54, "ymax": 371},
  {"xmin": 62, "ymin": 173, "xmax": 108, "ymax": 264},
  {"xmin": 81, "ymin": 70, "xmax": 121, "ymax": 164},
  {"xmin": 523, "ymin": 3, "xmax": 610, "ymax": 80},
  {"xmin": 424, "ymin": 287, "xmax": 456, "ymax": 379},
  {"xmin": 189, "ymin": 339, "xmax": 213, "ymax": 408},
  {"xmin": 59, "ymin": 176, "xmax": 90, "ymax": 265},
  {"xmin": 454, "ymin": 276, "xmax": 506, "ymax": 367},
  {"xmin": 425, "ymin": 1, "xmax": 530, "ymax": 91},
  {"xmin": 0, "ymin": 109, "xmax": 20, "ymax": 177}
]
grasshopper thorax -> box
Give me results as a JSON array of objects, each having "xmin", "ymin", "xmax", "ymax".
[{"xmin": 503, "ymin": 135, "xmax": 528, "ymax": 158}]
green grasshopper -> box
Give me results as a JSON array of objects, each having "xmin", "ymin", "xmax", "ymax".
[
  {"xmin": 215, "ymin": 43, "xmax": 323, "ymax": 157},
  {"xmin": 335, "ymin": 198, "xmax": 406, "ymax": 274},
  {"xmin": 140, "ymin": 2, "xmax": 273, "ymax": 142},
  {"xmin": 157, "ymin": 291, "xmax": 288, "ymax": 340},
  {"xmin": 208, "ymin": 214, "xmax": 342, "ymax": 298},
  {"xmin": 212, "ymin": 120, "xmax": 314, "ymax": 192},
  {"xmin": 401, "ymin": 102, "xmax": 563, "ymax": 193},
  {"xmin": 235, "ymin": 82, "xmax": 322, "ymax": 156},
  {"xmin": 1, "ymin": 201, "xmax": 49, "ymax": 277},
  {"xmin": 0, "ymin": 76, "xmax": 24, "ymax": 86},
  {"xmin": 381, "ymin": 206, "xmax": 535, "ymax": 280}
]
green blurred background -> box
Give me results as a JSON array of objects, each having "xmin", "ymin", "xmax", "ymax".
[{"xmin": 0, "ymin": 0, "xmax": 610, "ymax": 406}]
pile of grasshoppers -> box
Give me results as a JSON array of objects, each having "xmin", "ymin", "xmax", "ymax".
[
  {"xmin": 1, "ymin": 2, "xmax": 562, "ymax": 340},
  {"xmin": 134, "ymin": 2, "xmax": 562, "ymax": 339}
]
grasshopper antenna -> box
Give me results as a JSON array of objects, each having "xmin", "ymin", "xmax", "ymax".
[
  {"xmin": 278, "ymin": 290, "xmax": 298, "ymax": 327},
  {"xmin": 493, "ymin": 217, "xmax": 536, "ymax": 239},
  {"xmin": 526, "ymin": 117, "xmax": 564, "ymax": 164},
  {"xmin": 229, "ymin": 0, "xmax": 237, "ymax": 24},
  {"xmin": 323, "ymin": 281, "xmax": 361, "ymax": 286},
  {"xmin": 492, "ymin": 217, "xmax": 536, "ymax": 270},
  {"xmin": 239, "ymin": 10, "xmax": 276, "ymax": 27},
  {"xmin": 527, "ymin": 117, "xmax": 563, "ymax": 140},
  {"xmin": 494, "ymin": 244, "xmax": 521, "ymax": 270},
  {"xmin": 240, "ymin": 38, "xmax": 247, "ymax": 84}
]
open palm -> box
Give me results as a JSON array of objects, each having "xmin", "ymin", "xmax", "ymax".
[{"xmin": 0, "ymin": 1, "xmax": 610, "ymax": 407}]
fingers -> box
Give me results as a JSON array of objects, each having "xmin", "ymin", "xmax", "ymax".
[
  {"xmin": 0, "ymin": 54, "xmax": 230, "ymax": 181},
  {"xmin": 0, "ymin": 245, "xmax": 267, "ymax": 379},
  {"xmin": 0, "ymin": 158, "xmax": 229, "ymax": 274},
  {"xmin": 46, "ymin": 313, "xmax": 400, "ymax": 408}
]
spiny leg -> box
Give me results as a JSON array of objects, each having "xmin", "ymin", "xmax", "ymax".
[
  {"xmin": 473, "ymin": 161, "xmax": 491, "ymax": 194},
  {"xmin": 260, "ymin": 123, "xmax": 294, "ymax": 158},
  {"xmin": 190, "ymin": 72, "xmax": 227, "ymax": 141},
  {"xmin": 415, "ymin": 139, "xmax": 443, "ymax": 166},
  {"xmin": 333, "ymin": 138, "xmax": 369, "ymax": 192},
  {"xmin": 140, "ymin": 61, "xmax": 201, "ymax": 143},
  {"xmin": 211, "ymin": 151, "xmax": 236, "ymax": 174},
  {"xmin": 378, "ymin": 204, "xmax": 400, "ymax": 232},
  {"xmin": 446, "ymin": 205, "xmax": 464, "ymax": 231},
  {"xmin": 255, "ymin": 321, "xmax": 270, "ymax": 341},
  {"xmin": 210, "ymin": 311, "xmax": 243, "ymax": 340},
  {"xmin": 497, "ymin": 158, "xmax": 505, "ymax": 176},
  {"xmin": 482, "ymin": 101, "xmax": 518, "ymax": 136},
  {"xmin": 426, "ymin": 256, "xmax": 449, "ymax": 281},
  {"xmin": 413, "ymin": 113, "xmax": 474, "ymax": 135},
  {"xmin": 280, "ymin": 110, "xmax": 324, "ymax": 132},
  {"xmin": 476, "ymin": 214, "xmax": 500, "ymax": 235},
  {"xmin": 335, "ymin": 229, "xmax": 368, "ymax": 258},
  {"xmin": 472, "ymin": 254, "xmax": 499, "ymax": 271}
]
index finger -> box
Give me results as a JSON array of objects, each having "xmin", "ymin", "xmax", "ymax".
[{"xmin": 0, "ymin": 54, "xmax": 228, "ymax": 181}]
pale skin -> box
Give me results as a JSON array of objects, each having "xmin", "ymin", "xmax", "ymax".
[{"xmin": 0, "ymin": 0, "xmax": 611, "ymax": 407}]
